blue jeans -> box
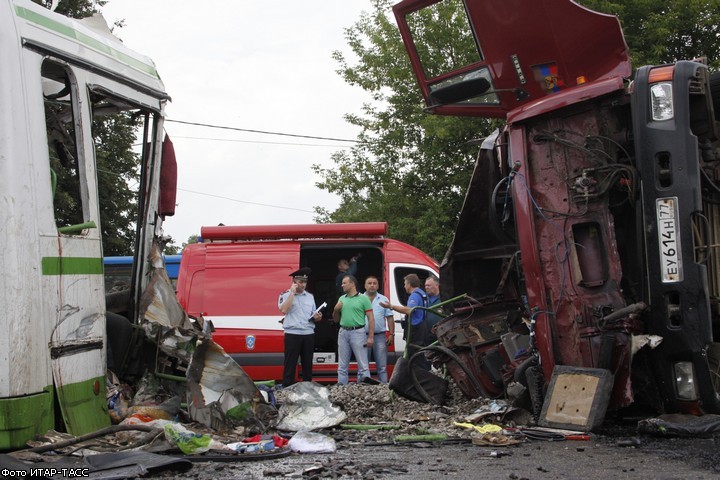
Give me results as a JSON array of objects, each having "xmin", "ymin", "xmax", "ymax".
[
  {"xmin": 337, "ymin": 328, "xmax": 370, "ymax": 385},
  {"xmin": 365, "ymin": 332, "xmax": 388, "ymax": 383}
]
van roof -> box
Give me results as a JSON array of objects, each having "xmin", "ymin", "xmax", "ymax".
[{"xmin": 201, "ymin": 223, "xmax": 389, "ymax": 241}]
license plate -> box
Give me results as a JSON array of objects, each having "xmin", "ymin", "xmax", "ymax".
[{"xmin": 656, "ymin": 197, "xmax": 683, "ymax": 283}]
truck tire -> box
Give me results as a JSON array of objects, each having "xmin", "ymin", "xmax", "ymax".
[{"xmin": 525, "ymin": 365, "xmax": 545, "ymax": 421}]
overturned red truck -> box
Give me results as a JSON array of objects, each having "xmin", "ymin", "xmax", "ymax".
[{"xmin": 394, "ymin": 0, "xmax": 720, "ymax": 416}]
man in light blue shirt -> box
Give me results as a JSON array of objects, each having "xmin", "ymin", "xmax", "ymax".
[
  {"xmin": 363, "ymin": 275, "xmax": 394, "ymax": 383},
  {"xmin": 278, "ymin": 267, "xmax": 322, "ymax": 386}
]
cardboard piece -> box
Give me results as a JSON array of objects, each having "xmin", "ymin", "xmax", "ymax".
[{"xmin": 539, "ymin": 366, "xmax": 613, "ymax": 431}]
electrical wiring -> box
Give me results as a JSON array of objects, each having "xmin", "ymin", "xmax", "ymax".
[
  {"xmin": 165, "ymin": 119, "xmax": 359, "ymax": 143},
  {"xmin": 532, "ymin": 130, "xmax": 637, "ymax": 205},
  {"xmin": 95, "ymin": 167, "xmax": 314, "ymax": 213}
]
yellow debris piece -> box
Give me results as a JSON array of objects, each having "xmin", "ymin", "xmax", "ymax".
[{"xmin": 453, "ymin": 422, "xmax": 503, "ymax": 433}]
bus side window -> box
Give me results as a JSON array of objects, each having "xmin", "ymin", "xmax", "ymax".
[{"xmin": 43, "ymin": 60, "xmax": 85, "ymax": 231}]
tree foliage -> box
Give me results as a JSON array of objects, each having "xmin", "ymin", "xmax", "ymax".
[
  {"xmin": 317, "ymin": 0, "xmax": 720, "ymax": 260},
  {"xmin": 577, "ymin": 0, "xmax": 720, "ymax": 68},
  {"xmin": 314, "ymin": 0, "xmax": 495, "ymax": 260},
  {"xmin": 93, "ymin": 114, "xmax": 141, "ymax": 255}
]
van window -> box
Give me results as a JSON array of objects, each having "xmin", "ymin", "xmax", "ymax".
[
  {"xmin": 43, "ymin": 60, "xmax": 84, "ymax": 230},
  {"xmin": 394, "ymin": 266, "xmax": 434, "ymax": 305}
]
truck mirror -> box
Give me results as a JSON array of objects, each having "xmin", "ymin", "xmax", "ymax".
[{"xmin": 159, "ymin": 134, "xmax": 177, "ymax": 218}]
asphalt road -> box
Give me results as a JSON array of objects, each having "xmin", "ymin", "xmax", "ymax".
[{"xmin": 149, "ymin": 430, "xmax": 719, "ymax": 479}]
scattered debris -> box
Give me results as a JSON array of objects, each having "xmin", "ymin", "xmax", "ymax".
[
  {"xmin": 539, "ymin": 366, "xmax": 613, "ymax": 431},
  {"xmin": 297, "ymin": 458, "xmax": 409, "ymax": 478},
  {"xmin": 163, "ymin": 422, "xmax": 227, "ymax": 454},
  {"xmin": 388, "ymin": 355, "xmax": 449, "ymax": 404},
  {"xmin": 471, "ymin": 432, "xmax": 522, "ymax": 446},
  {"xmin": 638, "ymin": 414, "xmax": 720, "ymax": 437}
]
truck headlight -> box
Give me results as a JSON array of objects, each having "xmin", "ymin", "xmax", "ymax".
[
  {"xmin": 674, "ymin": 361, "xmax": 699, "ymax": 400},
  {"xmin": 650, "ymin": 82, "xmax": 674, "ymax": 121}
]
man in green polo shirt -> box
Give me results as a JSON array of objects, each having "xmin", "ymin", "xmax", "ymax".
[{"xmin": 333, "ymin": 275, "xmax": 375, "ymax": 384}]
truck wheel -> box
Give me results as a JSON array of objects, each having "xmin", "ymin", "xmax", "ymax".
[{"xmin": 525, "ymin": 365, "xmax": 545, "ymax": 421}]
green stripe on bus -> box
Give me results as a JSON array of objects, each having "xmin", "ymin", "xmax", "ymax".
[
  {"xmin": 56, "ymin": 375, "xmax": 110, "ymax": 436},
  {"xmin": 0, "ymin": 386, "xmax": 54, "ymax": 450},
  {"xmin": 14, "ymin": 6, "xmax": 160, "ymax": 78},
  {"xmin": 42, "ymin": 257, "xmax": 103, "ymax": 275}
]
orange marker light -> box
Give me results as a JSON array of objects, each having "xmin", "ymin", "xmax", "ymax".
[
  {"xmin": 648, "ymin": 65, "xmax": 674, "ymax": 83},
  {"xmin": 576, "ymin": 75, "xmax": 587, "ymax": 85}
]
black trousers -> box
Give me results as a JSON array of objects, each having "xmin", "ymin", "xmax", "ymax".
[{"xmin": 283, "ymin": 333, "xmax": 315, "ymax": 386}]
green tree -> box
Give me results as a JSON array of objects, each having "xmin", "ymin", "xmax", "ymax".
[
  {"xmin": 181, "ymin": 235, "xmax": 200, "ymax": 251},
  {"xmin": 94, "ymin": 113, "xmax": 141, "ymax": 255},
  {"xmin": 164, "ymin": 239, "xmax": 181, "ymax": 255},
  {"xmin": 44, "ymin": 0, "xmax": 105, "ymax": 17},
  {"xmin": 576, "ymin": 0, "xmax": 720, "ymax": 68},
  {"xmin": 314, "ymin": 0, "xmax": 495, "ymax": 259}
]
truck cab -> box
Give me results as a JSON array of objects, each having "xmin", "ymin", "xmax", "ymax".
[{"xmin": 394, "ymin": 0, "xmax": 720, "ymax": 416}]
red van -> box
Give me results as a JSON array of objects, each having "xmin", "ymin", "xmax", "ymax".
[{"xmin": 176, "ymin": 222, "xmax": 438, "ymax": 383}]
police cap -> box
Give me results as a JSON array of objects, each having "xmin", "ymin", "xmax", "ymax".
[{"xmin": 289, "ymin": 267, "xmax": 311, "ymax": 280}]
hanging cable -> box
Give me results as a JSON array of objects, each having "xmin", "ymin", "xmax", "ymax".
[{"xmin": 165, "ymin": 119, "xmax": 359, "ymax": 143}]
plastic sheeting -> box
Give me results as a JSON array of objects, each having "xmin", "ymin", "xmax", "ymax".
[
  {"xmin": 288, "ymin": 430, "xmax": 337, "ymax": 453},
  {"xmin": 276, "ymin": 383, "xmax": 346, "ymax": 431}
]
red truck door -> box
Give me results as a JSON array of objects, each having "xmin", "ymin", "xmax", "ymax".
[{"xmin": 393, "ymin": 0, "xmax": 631, "ymax": 118}]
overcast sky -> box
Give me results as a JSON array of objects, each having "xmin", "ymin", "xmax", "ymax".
[{"xmin": 99, "ymin": 1, "xmax": 376, "ymax": 246}]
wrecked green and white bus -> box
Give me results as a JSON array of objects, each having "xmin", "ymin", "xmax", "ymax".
[{"xmin": 0, "ymin": 0, "xmax": 177, "ymax": 449}]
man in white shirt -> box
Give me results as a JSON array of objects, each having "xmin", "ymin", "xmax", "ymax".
[{"xmin": 363, "ymin": 275, "xmax": 394, "ymax": 383}]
